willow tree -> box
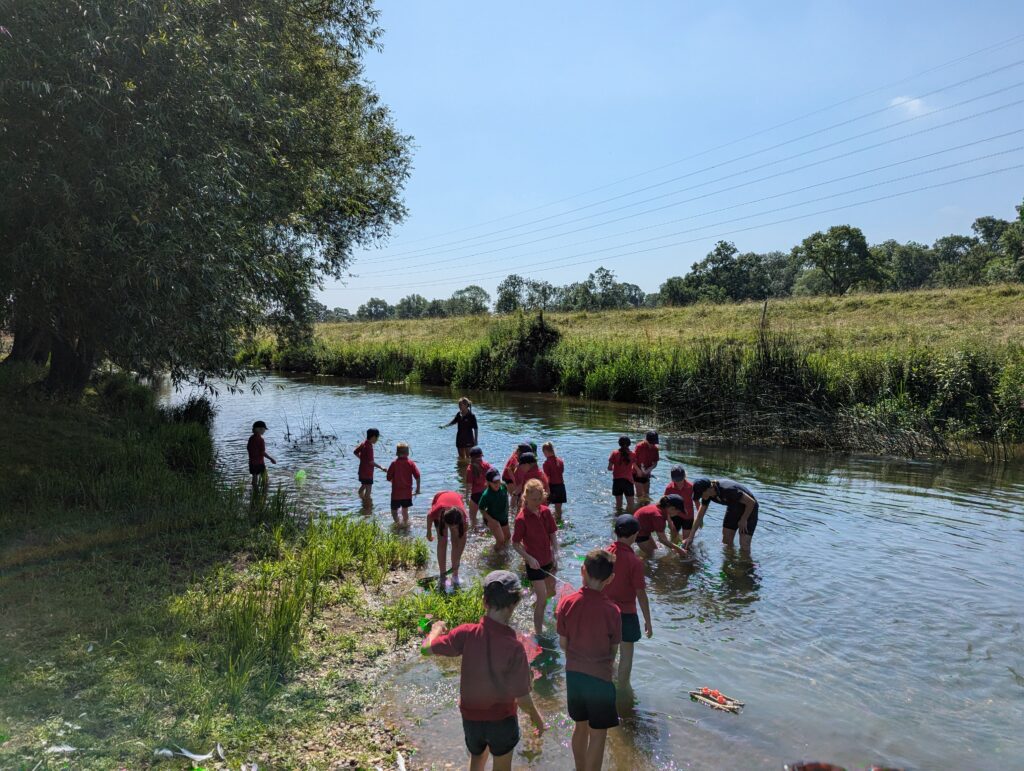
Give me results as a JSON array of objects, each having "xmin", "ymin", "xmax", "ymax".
[{"xmin": 0, "ymin": 0, "xmax": 410, "ymax": 394}]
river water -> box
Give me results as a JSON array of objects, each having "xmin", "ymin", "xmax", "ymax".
[{"xmin": 168, "ymin": 374, "xmax": 1024, "ymax": 770}]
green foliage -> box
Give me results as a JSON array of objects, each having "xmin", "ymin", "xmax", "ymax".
[
  {"xmin": 455, "ymin": 313, "xmax": 561, "ymax": 391},
  {"xmin": 793, "ymin": 225, "xmax": 879, "ymax": 295},
  {"xmin": 381, "ymin": 583, "xmax": 486, "ymax": 645}
]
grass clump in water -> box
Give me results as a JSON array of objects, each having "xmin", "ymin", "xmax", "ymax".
[{"xmin": 381, "ymin": 583, "xmax": 486, "ymax": 645}]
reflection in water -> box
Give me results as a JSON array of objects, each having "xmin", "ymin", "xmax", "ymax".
[{"xmin": 166, "ymin": 374, "xmax": 1024, "ymax": 770}]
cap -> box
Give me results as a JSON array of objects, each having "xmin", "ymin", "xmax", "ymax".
[
  {"xmin": 485, "ymin": 468, "xmax": 501, "ymax": 481},
  {"xmin": 646, "ymin": 430, "xmax": 659, "ymax": 444},
  {"xmin": 691, "ymin": 478, "xmax": 712, "ymax": 501},
  {"xmin": 663, "ymin": 493, "xmax": 686, "ymax": 511},
  {"xmin": 670, "ymin": 464, "xmax": 686, "ymax": 481},
  {"xmin": 482, "ymin": 570, "xmax": 521, "ymax": 599},
  {"xmin": 469, "ymin": 446, "xmax": 483, "ymax": 457},
  {"xmin": 614, "ymin": 514, "xmax": 640, "ymax": 537},
  {"xmin": 252, "ymin": 420, "xmax": 268, "ymax": 430},
  {"xmin": 518, "ymin": 452, "xmax": 536, "ymax": 465}
]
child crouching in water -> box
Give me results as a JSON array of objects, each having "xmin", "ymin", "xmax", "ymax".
[
  {"xmin": 512, "ymin": 479, "xmax": 559, "ymax": 636},
  {"xmin": 423, "ymin": 570, "xmax": 545, "ymax": 770},
  {"xmin": 478, "ymin": 467, "xmax": 511, "ymax": 550},
  {"xmin": 386, "ymin": 442, "xmax": 420, "ymax": 527},
  {"xmin": 427, "ymin": 491, "xmax": 469, "ymax": 592}
]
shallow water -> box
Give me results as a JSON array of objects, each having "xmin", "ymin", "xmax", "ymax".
[{"xmin": 167, "ymin": 374, "xmax": 1024, "ymax": 770}]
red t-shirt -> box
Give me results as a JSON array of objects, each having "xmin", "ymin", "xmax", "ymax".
[
  {"xmin": 246, "ymin": 434, "xmax": 265, "ymax": 464},
  {"xmin": 354, "ymin": 440, "xmax": 375, "ymax": 479},
  {"xmin": 542, "ymin": 456, "xmax": 565, "ymax": 485},
  {"xmin": 608, "ymin": 449, "xmax": 635, "ymax": 480},
  {"xmin": 512, "ymin": 505, "xmax": 557, "ymax": 566},
  {"xmin": 634, "ymin": 504, "xmax": 667, "ymax": 538},
  {"xmin": 429, "ymin": 616, "xmax": 532, "ymax": 720},
  {"xmin": 466, "ymin": 460, "xmax": 493, "ymax": 495},
  {"xmin": 555, "ymin": 587, "xmax": 622, "ymax": 682},
  {"xmin": 603, "ymin": 541, "xmax": 645, "ymax": 614},
  {"xmin": 502, "ymin": 451, "xmax": 519, "ymax": 483},
  {"xmin": 513, "ymin": 464, "xmax": 549, "ymax": 492},
  {"xmin": 664, "ymin": 480, "xmax": 695, "ymax": 518},
  {"xmin": 386, "ymin": 457, "xmax": 420, "ymax": 500},
  {"xmin": 633, "ymin": 441, "xmax": 659, "ymax": 473},
  {"xmin": 428, "ymin": 490, "xmax": 469, "ymax": 533}
]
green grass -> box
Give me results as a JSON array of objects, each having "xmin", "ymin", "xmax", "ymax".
[
  {"xmin": 0, "ymin": 365, "xmax": 430, "ymax": 769},
  {"xmin": 380, "ymin": 583, "xmax": 486, "ymax": 645}
]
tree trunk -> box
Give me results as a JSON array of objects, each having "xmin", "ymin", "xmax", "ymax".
[
  {"xmin": 3, "ymin": 321, "xmax": 51, "ymax": 366},
  {"xmin": 42, "ymin": 333, "xmax": 95, "ymax": 397}
]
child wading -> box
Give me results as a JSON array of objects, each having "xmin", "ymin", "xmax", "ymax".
[
  {"xmin": 354, "ymin": 428, "xmax": 386, "ymax": 504},
  {"xmin": 541, "ymin": 441, "xmax": 567, "ymax": 521},
  {"xmin": 664, "ymin": 465, "xmax": 695, "ymax": 543},
  {"xmin": 465, "ymin": 446, "xmax": 492, "ymax": 527},
  {"xmin": 511, "ymin": 479, "xmax": 559, "ymax": 635},
  {"xmin": 427, "ymin": 490, "xmax": 469, "ymax": 592},
  {"xmin": 632, "ymin": 430, "xmax": 660, "ymax": 502},
  {"xmin": 503, "ymin": 442, "xmax": 531, "ymax": 513},
  {"xmin": 247, "ymin": 420, "xmax": 276, "ymax": 493},
  {"xmin": 556, "ymin": 549, "xmax": 621, "ymax": 771},
  {"xmin": 607, "ymin": 436, "xmax": 636, "ymax": 511},
  {"xmin": 386, "ymin": 442, "xmax": 420, "ymax": 527},
  {"xmin": 423, "ymin": 570, "xmax": 545, "ymax": 771},
  {"xmin": 604, "ymin": 515, "xmax": 652, "ymax": 685},
  {"xmin": 511, "ymin": 452, "xmax": 548, "ymax": 506},
  {"xmin": 634, "ymin": 496, "xmax": 689, "ymax": 557},
  {"xmin": 478, "ymin": 468, "xmax": 511, "ymax": 549}
]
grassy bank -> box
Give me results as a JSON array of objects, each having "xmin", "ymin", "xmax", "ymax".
[
  {"xmin": 243, "ymin": 285, "xmax": 1024, "ymax": 459},
  {"xmin": 0, "ymin": 366, "xmax": 485, "ymax": 769}
]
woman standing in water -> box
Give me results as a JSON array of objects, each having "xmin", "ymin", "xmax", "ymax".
[
  {"xmin": 440, "ymin": 396, "xmax": 478, "ymax": 460},
  {"xmin": 686, "ymin": 478, "xmax": 759, "ymax": 551}
]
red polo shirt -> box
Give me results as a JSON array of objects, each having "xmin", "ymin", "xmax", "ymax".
[
  {"xmin": 634, "ymin": 504, "xmax": 667, "ymax": 538},
  {"xmin": 428, "ymin": 490, "xmax": 469, "ymax": 532},
  {"xmin": 608, "ymin": 449, "xmax": 635, "ymax": 480},
  {"xmin": 664, "ymin": 480, "xmax": 695, "ymax": 518},
  {"xmin": 429, "ymin": 616, "xmax": 533, "ymax": 720},
  {"xmin": 247, "ymin": 434, "xmax": 265, "ymax": 464},
  {"xmin": 386, "ymin": 457, "xmax": 420, "ymax": 500},
  {"xmin": 512, "ymin": 505, "xmax": 557, "ymax": 566},
  {"xmin": 502, "ymin": 451, "xmax": 519, "ymax": 483},
  {"xmin": 466, "ymin": 460, "xmax": 493, "ymax": 495},
  {"xmin": 633, "ymin": 440, "xmax": 659, "ymax": 472},
  {"xmin": 603, "ymin": 541, "xmax": 645, "ymax": 614},
  {"xmin": 555, "ymin": 586, "xmax": 622, "ymax": 682},
  {"xmin": 354, "ymin": 440, "xmax": 375, "ymax": 479},
  {"xmin": 542, "ymin": 456, "xmax": 564, "ymax": 485},
  {"xmin": 513, "ymin": 464, "xmax": 549, "ymax": 492}
]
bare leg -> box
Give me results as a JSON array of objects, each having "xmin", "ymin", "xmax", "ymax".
[
  {"xmin": 391, "ymin": 507, "xmax": 400, "ymax": 524},
  {"xmin": 468, "ymin": 499, "xmax": 479, "ymax": 527},
  {"xmin": 484, "ymin": 515, "xmax": 506, "ymax": 549},
  {"xmin": 531, "ymin": 579, "xmax": 548, "ymax": 635},
  {"xmin": 469, "ymin": 747, "xmax": 490, "ymax": 771},
  {"xmin": 451, "ymin": 533, "xmax": 467, "ymax": 582},
  {"xmin": 614, "ymin": 494, "xmax": 623, "ymax": 510},
  {"xmin": 617, "ymin": 641, "xmax": 635, "ymax": 685},
  {"xmin": 722, "ymin": 527, "xmax": 737, "ymax": 547},
  {"xmin": 585, "ymin": 727, "xmax": 608, "ymax": 770},
  {"xmin": 637, "ymin": 539, "xmax": 655, "ymax": 557},
  {"xmin": 401, "ymin": 506, "xmax": 409, "ymax": 527},
  {"xmin": 491, "ymin": 749, "xmax": 513, "ymax": 771},
  {"xmin": 554, "ymin": 502, "xmax": 563, "ymax": 520},
  {"xmin": 500, "ymin": 525, "xmax": 511, "ymax": 548},
  {"xmin": 739, "ymin": 530, "xmax": 753, "ymax": 551},
  {"xmin": 571, "ymin": 722, "xmax": 590, "ymax": 771},
  {"xmin": 625, "ymin": 495, "xmax": 635, "ymax": 512},
  {"xmin": 437, "ymin": 537, "xmax": 448, "ymax": 589}
]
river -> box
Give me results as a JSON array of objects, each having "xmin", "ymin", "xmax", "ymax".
[{"xmin": 167, "ymin": 373, "xmax": 1024, "ymax": 770}]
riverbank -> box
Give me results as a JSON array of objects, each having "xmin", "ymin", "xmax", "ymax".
[
  {"xmin": 0, "ymin": 366, "xmax": 481, "ymax": 769},
  {"xmin": 242, "ymin": 284, "xmax": 1024, "ymax": 460}
]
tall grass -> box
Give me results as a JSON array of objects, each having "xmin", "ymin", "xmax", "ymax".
[{"xmin": 380, "ymin": 583, "xmax": 486, "ymax": 645}]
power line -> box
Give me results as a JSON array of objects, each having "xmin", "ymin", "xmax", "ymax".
[
  {"xmin": 375, "ymin": 33, "xmax": 1024, "ymax": 250},
  {"xmin": 370, "ymin": 57, "xmax": 1024, "ymax": 261},
  {"xmin": 328, "ymin": 163, "xmax": 1023, "ymax": 292}
]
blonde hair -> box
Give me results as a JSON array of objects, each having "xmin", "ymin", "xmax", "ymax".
[
  {"xmin": 458, "ymin": 396, "xmax": 472, "ymax": 407},
  {"xmin": 541, "ymin": 441, "xmax": 555, "ymax": 454},
  {"xmin": 523, "ymin": 478, "xmax": 545, "ymax": 498},
  {"xmin": 396, "ymin": 442, "xmax": 410, "ymax": 457}
]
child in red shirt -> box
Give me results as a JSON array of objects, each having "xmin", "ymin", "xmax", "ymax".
[
  {"xmin": 512, "ymin": 479, "xmax": 559, "ymax": 636},
  {"xmin": 427, "ymin": 491, "xmax": 469, "ymax": 592},
  {"xmin": 353, "ymin": 428, "xmax": 385, "ymax": 504},
  {"xmin": 604, "ymin": 515, "xmax": 652, "ymax": 685},
  {"xmin": 246, "ymin": 420, "xmax": 276, "ymax": 492},
  {"xmin": 512, "ymin": 452, "xmax": 548, "ymax": 501},
  {"xmin": 556, "ymin": 548, "xmax": 621, "ymax": 771},
  {"xmin": 503, "ymin": 442, "xmax": 532, "ymax": 512},
  {"xmin": 607, "ymin": 436, "xmax": 635, "ymax": 511},
  {"xmin": 633, "ymin": 496, "xmax": 689, "ymax": 557},
  {"xmin": 541, "ymin": 441, "xmax": 567, "ymax": 521},
  {"xmin": 465, "ymin": 446, "xmax": 492, "ymax": 527},
  {"xmin": 423, "ymin": 570, "xmax": 544, "ymax": 768},
  {"xmin": 386, "ymin": 442, "xmax": 421, "ymax": 527},
  {"xmin": 632, "ymin": 431, "xmax": 660, "ymax": 502},
  {"xmin": 664, "ymin": 465, "xmax": 695, "ymax": 541}
]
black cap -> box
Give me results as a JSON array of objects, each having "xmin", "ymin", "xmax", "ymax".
[
  {"xmin": 485, "ymin": 468, "xmax": 501, "ymax": 481},
  {"xmin": 469, "ymin": 446, "xmax": 483, "ymax": 457},
  {"xmin": 518, "ymin": 452, "xmax": 536, "ymax": 465},
  {"xmin": 646, "ymin": 430, "xmax": 659, "ymax": 444},
  {"xmin": 252, "ymin": 420, "xmax": 267, "ymax": 430},
  {"xmin": 614, "ymin": 514, "xmax": 640, "ymax": 537},
  {"xmin": 663, "ymin": 493, "xmax": 686, "ymax": 511},
  {"xmin": 670, "ymin": 464, "xmax": 686, "ymax": 481},
  {"xmin": 692, "ymin": 478, "xmax": 712, "ymax": 501}
]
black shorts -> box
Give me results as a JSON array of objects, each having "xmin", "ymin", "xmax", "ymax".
[
  {"xmin": 391, "ymin": 499, "xmax": 413, "ymax": 509},
  {"xmin": 359, "ymin": 477, "xmax": 373, "ymax": 486},
  {"xmin": 548, "ymin": 483, "xmax": 567, "ymax": 504},
  {"xmin": 621, "ymin": 612, "xmax": 642, "ymax": 643},
  {"xmin": 633, "ymin": 474, "xmax": 651, "ymax": 484},
  {"xmin": 612, "ymin": 478, "xmax": 635, "ymax": 497},
  {"xmin": 723, "ymin": 502, "xmax": 759, "ymax": 535},
  {"xmin": 249, "ymin": 462, "xmax": 266, "ymax": 476},
  {"xmin": 525, "ymin": 562, "xmax": 554, "ymax": 582},
  {"xmin": 671, "ymin": 515, "xmax": 694, "ymax": 532},
  {"xmin": 566, "ymin": 671, "xmax": 619, "ymax": 730},
  {"xmin": 470, "ymin": 491, "xmax": 483, "ymax": 504},
  {"xmin": 462, "ymin": 715, "xmax": 520, "ymax": 757},
  {"xmin": 635, "ymin": 534, "xmax": 650, "ymax": 544}
]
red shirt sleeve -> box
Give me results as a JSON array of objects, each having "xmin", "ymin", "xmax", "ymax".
[
  {"xmin": 429, "ymin": 624, "xmax": 470, "ymax": 657},
  {"xmin": 609, "ymin": 606, "xmax": 623, "ymax": 645},
  {"xmin": 631, "ymin": 558, "xmax": 645, "ymax": 592},
  {"xmin": 555, "ymin": 598, "xmax": 568, "ymax": 636},
  {"xmin": 504, "ymin": 644, "xmax": 532, "ymax": 698},
  {"xmin": 543, "ymin": 508, "xmax": 556, "ymax": 535},
  {"xmin": 411, "ymin": 462, "xmax": 420, "ymax": 480},
  {"xmin": 386, "ymin": 461, "xmax": 395, "ymax": 481},
  {"xmin": 512, "ymin": 513, "xmax": 526, "ymax": 544}
]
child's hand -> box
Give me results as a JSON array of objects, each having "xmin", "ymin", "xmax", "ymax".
[
  {"xmin": 430, "ymin": 620, "xmax": 448, "ymax": 636},
  {"xmin": 526, "ymin": 556, "xmax": 540, "ymax": 570},
  {"xmin": 645, "ymin": 619, "xmax": 654, "ymax": 638},
  {"xmin": 530, "ymin": 710, "xmax": 545, "ymax": 734},
  {"xmin": 427, "ymin": 533, "xmax": 434, "ymax": 542}
]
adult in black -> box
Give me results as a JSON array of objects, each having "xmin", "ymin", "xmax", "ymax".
[
  {"xmin": 686, "ymin": 478, "xmax": 759, "ymax": 551},
  {"xmin": 440, "ymin": 396, "xmax": 478, "ymax": 459}
]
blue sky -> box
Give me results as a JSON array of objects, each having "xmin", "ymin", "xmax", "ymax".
[{"xmin": 321, "ymin": 0, "xmax": 1024, "ymax": 309}]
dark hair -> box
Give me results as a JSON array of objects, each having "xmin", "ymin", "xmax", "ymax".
[
  {"xmin": 645, "ymin": 430, "xmax": 658, "ymax": 443},
  {"xmin": 516, "ymin": 442, "xmax": 532, "ymax": 457},
  {"xmin": 483, "ymin": 582, "xmax": 521, "ymax": 610},
  {"xmin": 366, "ymin": 428, "xmax": 380, "ymax": 439},
  {"xmin": 439, "ymin": 506, "xmax": 465, "ymax": 539},
  {"xmin": 691, "ymin": 478, "xmax": 712, "ymax": 503},
  {"xmin": 617, "ymin": 435, "xmax": 631, "ymax": 463},
  {"xmin": 614, "ymin": 515, "xmax": 640, "ymax": 538},
  {"xmin": 518, "ymin": 452, "xmax": 536, "ymax": 465},
  {"xmin": 583, "ymin": 548, "xmax": 615, "ymax": 582},
  {"xmin": 252, "ymin": 420, "xmax": 267, "ymax": 431},
  {"xmin": 660, "ymin": 494, "xmax": 686, "ymax": 514},
  {"xmin": 670, "ymin": 464, "xmax": 686, "ymax": 481},
  {"xmin": 469, "ymin": 446, "xmax": 483, "ymax": 457}
]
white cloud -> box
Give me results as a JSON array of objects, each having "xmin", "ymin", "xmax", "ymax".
[{"xmin": 889, "ymin": 96, "xmax": 928, "ymax": 117}]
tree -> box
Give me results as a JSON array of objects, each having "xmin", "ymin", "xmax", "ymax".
[
  {"xmin": 322, "ymin": 307, "xmax": 353, "ymax": 323},
  {"xmin": 931, "ymin": 234, "xmax": 990, "ymax": 287},
  {"xmin": 424, "ymin": 299, "xmax": 449, "ymax": 318},
  {"xmin": 618, "ymin": 282, "xmax": 646, "ymax": 308},
  {"xmin": 395, "ymin": 294, "xmax": 429, "ymax": 319},
  {"xmin": 872, "ymin": 240, "xmax": 936, "ymax": 291},
  {"xmin": 0, "ymin": 0, "xmax": 410, "ymax": 394},
  {"xmin": 447, "ymin": 285, "xmax": 491, "ymax": 316},
  {"xmin": 356, "ymin": 298, "xmax": 394, "ymax": 321},
  {"xmin": 558, "ymin": 279, "xmax": 598, "ymax": 311},
  {"xmin": 972, "ymin": 215, "xmax": 1010, "ymax": 250},
  {"xmin": 792, "ymin": 226, "xmax": 877, "ymax": 295},
  {"xmin": 524, "ymin": 279, "xmax": 556, "ymax": 310},
  {"xmin": 495, "ymin": 274, "xmax": 526, "ymax": 314},
  {"xmin": 659, "ymin": 276, "xmax": 697, "ymax": 306},
  {"xmin": 999, "ymin": 198, "xmax": 1024, "ymax": 281}
]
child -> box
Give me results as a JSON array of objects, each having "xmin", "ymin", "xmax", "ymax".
[
  {"xmin": 441, "ymin": 396, "xmax": 479, "ymax": 460},
  {"xmin": 633, "ymin": 496, "xmax": 689, "ymax": 557},
  {"xmin": 555, "ymin": 549, "xmax": 621, "ymax": 771},
  {"xmin": 247, "ymin": 420, "xmax": 277, "ymax": 492},
  {"xmin": 607, "ymin": 436, "xmax": 635, "ymax": 511},
  {"xmin": 465, "ymin": 446, "xmax": 492, "ymax": 527},
  {"xmin": 423, "ymin": 570, "xmax": 545, "ymax": 770},
  {"xmin": 503, "ymin": 442, "xmax": 531, "ymax": 511},
  {"xmin": 386, "ymin": 442, "xmax": 421, "ymax": 527},
  {"xmin": 512, "ymin": 452, "xmax": 549, "ymax": 503},
  {"xmin": 632, "ymin": 431, "xmax": 660, "ymax": 502},
  {"xmin": 664, "ymin": 465, "xmax": 695, "ymax": 542},
  {"xmin": 478, "ymin": 468, "xmax": 511, "ymax": 549},
  {"xmin": 604, "ymin": 515, "xmax": 652, "ymax": 685},
  {"xmin": 511, "ymin": 479, "xmax": 559, "ymax": 636},
  {"xmin": 354, "ymin": 428, "xmax": 386, "ymax": 502},
  {"xmin": 541, "ymin": 441, "xmax": 567, "ymax": 521},
  {"xmin": 427, "ymin": 490, "xmax": 469, "ymax": 592}
]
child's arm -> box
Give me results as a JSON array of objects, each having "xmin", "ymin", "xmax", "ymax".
[
  {"xmin": 518, "ymin": 691, "xmax": 544, "ymax": 734},
  {"xmin": 684, "ymin": 502, "xmax": 709, "ymax": 549},
  {"xmin": 637, "ymin": 587, "xmax": 653, "ymax": 638},
  {"xmin": 549, "ymin": 532, "xmax": 559, "ymax": 568},
  {"xmin": 558, "ymin": 634, "xmax": 569, "ymax": 651},
  {"xmin": 657, "ymin": 529, "xmax": 687, "ymax": 556},
  {"xmin": 264, "ymin": 451, "xmax": 276, "ymax": 464},
  {"xmin": 414, "ymin": 469, "xmax": 421, "ymax": 495},
  {"xmin": 512, "ymin": 541, "xmax": 539, "ymax": 570},
  {"xmin": 420, "ymin": 620, "xmax": 448, "ymax": 655},
  {"xmin": 426, "ymin": 519, "xmax": 434, "ymax": 541}
]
